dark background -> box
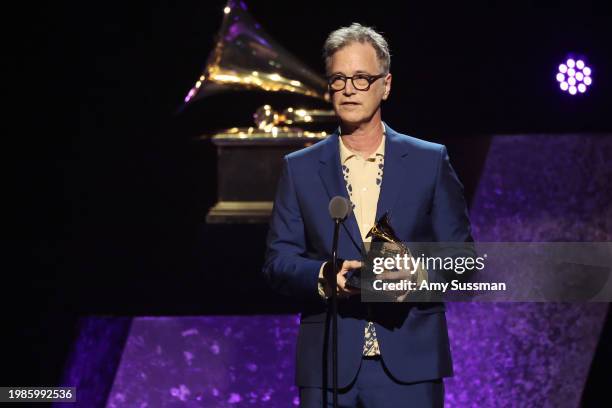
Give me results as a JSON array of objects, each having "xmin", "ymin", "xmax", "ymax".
[{"xmin": 9, "ymin": 0, "xmax": 611, "ymax": 403}]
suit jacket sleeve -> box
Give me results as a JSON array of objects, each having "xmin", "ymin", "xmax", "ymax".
[
  {"xmin": 431, "ymin": 145, "xmax": 473, "ymax": 242},
  {"xmin": 430, "ymin": 145, "xmax": 475, "ymax": 283},
  {"xmin": 263, "ymin": 156, "xmax": 324, "ymax": 302}
]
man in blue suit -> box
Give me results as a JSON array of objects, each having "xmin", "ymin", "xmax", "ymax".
[{"xmin": 263, "ymin": 23, "xmax": 473, "ymax": 407}]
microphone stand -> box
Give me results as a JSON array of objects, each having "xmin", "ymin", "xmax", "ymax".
[
  {"xmin": 326, "ymin": 196, "xmax": 350, "ymax": 408},
  {"xmin": 330, "ymin": 218, "xmax": 340, "ymax": 408}
]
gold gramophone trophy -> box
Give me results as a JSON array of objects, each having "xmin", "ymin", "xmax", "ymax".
[
  {"xmin": 183, "ymin": 0, "xmax": 336, "ymax": 223},
  {"xmin": 363, "ymin": 213, "xmax": 429, "ymax": 301}
]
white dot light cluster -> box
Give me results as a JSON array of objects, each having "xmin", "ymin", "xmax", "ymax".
[{"xmin": 557, "ymin": 58, "xmax": 592, "ymax": 95}]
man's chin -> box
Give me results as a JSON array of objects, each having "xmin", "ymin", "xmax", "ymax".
[{"xmin": 337, "ymin": 113, "xmax": 365, "ymax": 126}]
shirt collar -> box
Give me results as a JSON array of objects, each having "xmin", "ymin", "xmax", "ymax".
[{"xmin": 339, "ymin": 123, "xmax": 386, "ymax": 163}]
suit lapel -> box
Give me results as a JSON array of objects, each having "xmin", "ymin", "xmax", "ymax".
[
  {"xmin": 318, "ymin": 132, "xmax": 363, "ymax": 252},
  {"xmin": 375, "ymin": 125, "xmax": 408, "ymax": 222}
]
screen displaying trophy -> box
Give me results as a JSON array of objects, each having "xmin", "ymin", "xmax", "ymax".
[{"xmin": 181, "ymin": 0, "xmax": 337, "ymax": 223}]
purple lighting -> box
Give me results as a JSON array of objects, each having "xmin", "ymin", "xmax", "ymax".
[{"xmin": 557, "ymin": 57, "xmax": 592, "ymax": 95}]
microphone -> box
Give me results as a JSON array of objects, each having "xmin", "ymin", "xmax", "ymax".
[{"xmin": 328, "ymin": 196, "xmax": 352, "ymax": 221}]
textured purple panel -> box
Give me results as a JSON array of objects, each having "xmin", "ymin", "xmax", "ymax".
[
  {"xmin": 106, "ymin": 316, "xmax": 300, "ymax": 408},
  {"xmin": 54, "ymin": 317, "xmax": 131, "ymax": 408},
  {"xmin": 444, "ymin": 134, "xmax": 611, "ymax": 407},
  {"xmin": 445, "ymin": 303, "xmax": 607, "ymax": 407},
  {"xmin": 470, "ymin": 134, "xmax": 611, "ymax": 242}
]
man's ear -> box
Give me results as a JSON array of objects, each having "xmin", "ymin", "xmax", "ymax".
[{"xmin": 382, "ymin": 73, "xmax": 392, "ymax": 100}]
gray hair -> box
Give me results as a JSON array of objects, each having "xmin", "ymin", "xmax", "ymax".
[{"xmin": 323, "ymin": 23, "xmax": 391, "ymax": 75}]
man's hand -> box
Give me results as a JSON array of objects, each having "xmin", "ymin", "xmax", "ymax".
[{"xmin": 322, "ymin": 260, "xmax": 362, "ymax": 299}]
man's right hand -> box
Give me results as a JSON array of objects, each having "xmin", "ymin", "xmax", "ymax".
[{"xmin": 321, "ymin": 260, "xmax": 362, "ymax": 299}]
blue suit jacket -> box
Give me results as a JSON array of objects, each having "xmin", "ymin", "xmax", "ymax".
[{"xmin": 263, "ymin": 124, "xmax": 473, "ymax": 388}]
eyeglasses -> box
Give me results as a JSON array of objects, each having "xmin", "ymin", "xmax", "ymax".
[{"xmin": 327, "ymin": 73, "xmax": 386, "ymax": 92}]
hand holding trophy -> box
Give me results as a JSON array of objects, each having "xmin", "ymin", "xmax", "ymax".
[{"xmin": 347, "ymin": 212, "xmax": 429, "ymax": 302}]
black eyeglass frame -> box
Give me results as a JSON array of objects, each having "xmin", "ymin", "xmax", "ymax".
[{"xmin": 326, "ymin": 73, "xmax": 386, "ymax": 92}]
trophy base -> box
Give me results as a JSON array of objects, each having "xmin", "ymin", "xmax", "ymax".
[
  {"xmin": 202, "ymin": 127, "xmax": 329, "ymax": 224},
  {"xmin": 206, "ymin": 201, "xmax": 273, "ymax": 224}
]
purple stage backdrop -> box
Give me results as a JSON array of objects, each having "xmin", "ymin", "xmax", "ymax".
[{"xmin": 57, "ymin": 134, "xmax": 611, "ymax": 408}]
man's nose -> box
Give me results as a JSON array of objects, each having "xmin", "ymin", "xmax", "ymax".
[{"xmin": 343, "ymin": 79, "xmax": 356, "ymax": 96}]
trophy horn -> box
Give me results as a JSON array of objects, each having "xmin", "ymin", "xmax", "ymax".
[
  {"xmin": 366, "ymin": 212, "xmax": 430, "ymax": 302},
  {"xmin": 366, "ymin": 212, "xmax": 405, "ymax": 246},
  {"xmin": 183, "ymin": 0, "xmax": 330, "ymax": 105}
]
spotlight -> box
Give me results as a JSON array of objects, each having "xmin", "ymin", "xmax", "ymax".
[{"xmin": 557, "ymin": 57, "xmax": 591, "ymax": 95}]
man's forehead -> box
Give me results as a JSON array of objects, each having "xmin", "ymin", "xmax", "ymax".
[{"xmin": 329, "ymin": 42, "xmax": 381, "ymax": 72}]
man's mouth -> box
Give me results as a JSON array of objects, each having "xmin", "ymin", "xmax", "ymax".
[{"xmin": 341, "ymin": 102, "xmax": 360, "ymax": 105}]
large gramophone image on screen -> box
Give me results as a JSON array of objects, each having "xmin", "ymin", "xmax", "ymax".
[{"xmin": 182, "ymin": 0, "xmax": 336, "ymax": 223}]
